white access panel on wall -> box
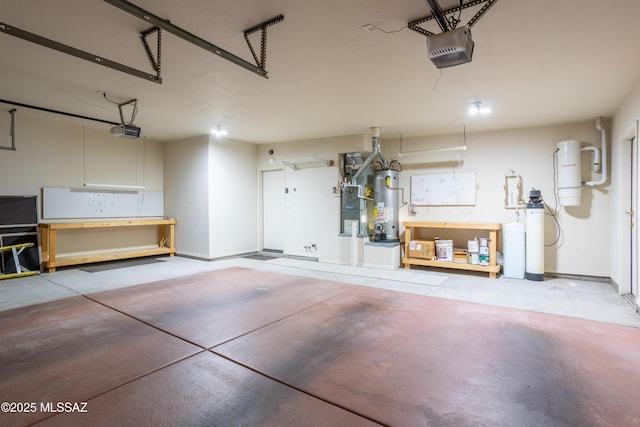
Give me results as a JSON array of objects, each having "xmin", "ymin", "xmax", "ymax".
[
  {"xmin": 410, "ymin": 172, "xmax": 476, "ymax": 206},
  {"xmin": 42, "ymin": 187, "xmax": 164, "ymax": 219}
]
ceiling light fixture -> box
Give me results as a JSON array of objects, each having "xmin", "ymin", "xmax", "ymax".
[
  {"xmin": 468, "ymin": 101, "xmax": 491, "ymax": 116},
  {"xmin": 211, "ymin": 126, "xmax": 228, "ymax": 138}
]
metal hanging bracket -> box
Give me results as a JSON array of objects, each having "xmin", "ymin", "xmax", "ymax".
[
  {"xmin": 1, "ymin": 2, "xmax": 283, "ymax": 82},
  {"xmin": 409, "ymin": 0, "xmax": 498, "ymax": 36},
  {"xmin": 0, "ymin": 22, "xmax": 162, "ymax": 84},
  {"xmin": 116, "ymin": 99, "xmax": 138, "ymax": 125},
  {"xmin": 140, "ymin": 26, "xmax": 162, "ymax": 76},
  {"xmin": 244, "ymin": 15, "xmax": 285, "ymax": 71},
  {"xmin": 1, "ymin": 109, "xmax": 17, "ymax": 151},
  {"xmin": 104, "ymin": 0, "xmax": 284, "ymax": 79}
]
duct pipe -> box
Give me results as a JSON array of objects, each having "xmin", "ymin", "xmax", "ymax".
[
  {"xmin": 342, "ymin": 183, "xmax": 373, "ymax": 200},
  {"xmin": 374, "ymin": 129, "xmax": 388, "ymax": 168},
  {"xmin": 352, "ymin": 127, "xmax": 386, "ymax": 183},
  {"xmin": 580, "ymin": 146, "xmax": 600, "ymax": 173},
  {"xmin": 585, "ymin": 117, "xmax": 607, "ymax": 186}
]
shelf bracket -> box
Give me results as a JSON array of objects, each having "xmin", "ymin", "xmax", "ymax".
[{"xmin": 282, "ymin": 157, "xmax": 331, "ymax": 171}]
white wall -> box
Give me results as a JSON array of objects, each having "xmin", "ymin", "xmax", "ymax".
[
  {"xmin": 283, "ymin": 166, "xmax": 341, "ymax": 259},
  {"xmin": 164, "ymin": 135, "xmax": 210, "ymax": 259},
  {"xmin": 0, "ymin": 110, "xmax": 163, "ymax": 197},
  {"xmin": 164, "ymin": 135, "xmax": 258, "ymax": 260},
  {"xmin": 258, "ymin": 122, "xmax": 611, "ymax": 276},
  {"xmin": 208, "ymin": 137, "xmax": 258, "ymax": 258}
]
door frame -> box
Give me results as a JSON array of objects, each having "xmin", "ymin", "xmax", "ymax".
[
  {"xmin": 620, "ymin": 121, "xmax": 639, "ymax": 305},
  {"xmin": 631, "ymin": 130, "xmax": 639, "ymax": 304}
]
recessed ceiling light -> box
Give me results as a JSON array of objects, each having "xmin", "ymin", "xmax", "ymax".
[
  {"xmin": 211, "ymin": 125, "xmax": 228, "ymax": 138},
  {"xmin": 468, "ymin": 101, "xmax": 492, "ymax": 116}
]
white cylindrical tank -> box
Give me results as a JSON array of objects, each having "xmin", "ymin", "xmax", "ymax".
[
  {"xmin": 503, "ymin": 222, "xmax": 525, "ymax": 279},
  {"xmin": 525, "ymin": 201, "xmax": 545, "ymax": 281},
  {"xmin": 557, "ymin": 140, "xmax": 582, "ymax": 206}
]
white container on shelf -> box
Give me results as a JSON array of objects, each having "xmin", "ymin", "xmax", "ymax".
[{"xmin": 435, "ymin": 239, "xmax": 454, "ymax": 261}]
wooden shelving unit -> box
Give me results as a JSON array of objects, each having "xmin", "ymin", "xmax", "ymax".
[
  {"xmin": 402, "ymin": 221, "xmax": 502, "ymax": 279},
  {"xmin": 40, "ymin": 219, "xmax": 176, "ymax": 272}
]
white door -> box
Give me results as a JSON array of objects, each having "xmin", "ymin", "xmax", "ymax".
[{"xmin": 262, "ymin": 169, "xmax": 284, "ymax": 252}]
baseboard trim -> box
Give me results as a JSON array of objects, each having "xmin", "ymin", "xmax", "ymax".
[
  {"xmin": 256, "ymin": 251, "xmax": 318, "ymax": 262},
  {"xmin": 544, "ymin": 272, "xmax": 611, "ymax": 284}
]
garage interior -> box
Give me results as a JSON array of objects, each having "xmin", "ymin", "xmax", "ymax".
[{"xmin": 2, "ymin": 1, "xmax": 640, "ymax": 426}]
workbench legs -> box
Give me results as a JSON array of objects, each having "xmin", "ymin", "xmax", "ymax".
[{"xmin": 0, "ymin": 243, "xmax": 37, "ymax": 279}]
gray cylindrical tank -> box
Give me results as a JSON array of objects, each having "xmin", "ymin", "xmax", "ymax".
[{"xmin": 373, "ymin": 169, "xmax": 399, "ymax": 242}]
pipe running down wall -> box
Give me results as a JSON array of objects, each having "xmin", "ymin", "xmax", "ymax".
[{"xmin": 585, "ymin": 117, "xmax": 607, "ymax": 187}]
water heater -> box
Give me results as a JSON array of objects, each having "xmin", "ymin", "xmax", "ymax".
[
  {"xmin": 557, "ymin": 140, "xmax": 582, "ymax": 206},
  {"xmin": 372, "ymin": 169, "xmax": 400, "ymax": 242}
]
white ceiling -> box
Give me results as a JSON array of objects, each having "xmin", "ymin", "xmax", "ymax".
[{"xmin": 1, "ymin": 0, "xmax": 640, "ymax": 144}]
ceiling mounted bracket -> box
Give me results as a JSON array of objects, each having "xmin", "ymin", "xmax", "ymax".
[
  {"xmin": 116, "ymin": 99, "xmax": 138, "ymax": 125},
  {"xmin": 408, "ymin": 0, "xmax": 498, "ymax": 36},
  {"xmin": 103, "ymin": 0, "xmax": 280, "ymax": 78},
  {"xmin": 140, "ymin": 26, "xmax": 161, "ymax": 76},
  {"xmin": 243, "ymin": 15, "xmax": 284, "ymax": 71},
  {"xmin": 466, "ymin": 0, "xmax": 499, "ymax": 28},
  {"xmin": 0, "ymin": 22, "xmax": 161, "ymax": 84},
  {"xmin": 425, "ymin": 0, "xmax": 450, "ymax": 32}
]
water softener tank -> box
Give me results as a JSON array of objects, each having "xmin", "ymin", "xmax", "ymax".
[
  {"xmin": 373, "ymin": 169, "xmax": 399, "ymax": 242},
  {"xmin": 525, "ymin": 189, "xmax": 545, "ymax": 281}
]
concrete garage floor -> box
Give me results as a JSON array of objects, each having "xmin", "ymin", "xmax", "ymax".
[{"xmin": 1, "ymin": 256, "xmax": 640, "ymax": 426}]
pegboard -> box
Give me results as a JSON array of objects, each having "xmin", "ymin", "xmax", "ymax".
[
  {"xmin": 410, "ymin": 172, "xmax": 476, "ymax": 206},
  {"xmin": 42, "ymin": 187, "xmax": 164, "ymax": 219}
]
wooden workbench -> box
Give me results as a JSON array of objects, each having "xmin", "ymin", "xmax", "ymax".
[
  {"xmin": 40, "ymin": 219, "xmax": 176, "ymax": 272},
  {"xmin": 402, "ymin": 221, "xmax": 502, "ymax": 278}
]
